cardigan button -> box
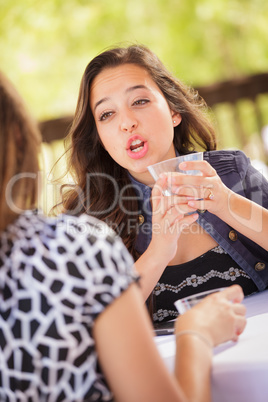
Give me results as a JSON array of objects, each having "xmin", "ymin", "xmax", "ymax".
[
  {"xmin": 228, "ymin": 230, "xmax": 238, "ymax": 241},
  {"xmin": 254, "ymin": 262, "xmax": 266, "ymax": 271},
  {"xmin": 197, "ymin": 209, "xmax": 206, "ymax": 214},
  {"xmin": 138, "ymin": 214, "xmax": 144, "ymax": 225}
]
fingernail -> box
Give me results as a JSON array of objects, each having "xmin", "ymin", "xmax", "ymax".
[
  {"xmin": 188, "ymin": 201, "xmax": 195, "ymax": 207},
  {"xmin": 180, "ymin": 162, "xmax": 187, "ymax": 169}
]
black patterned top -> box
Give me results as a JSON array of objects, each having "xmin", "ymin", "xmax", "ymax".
[
  {"xmin": 152, "ymin": 245, "xmax": 258, "ymax": 322},
  {"xmin": 0, "ymin": 211, "xmax": 138, "ymax": 401}
]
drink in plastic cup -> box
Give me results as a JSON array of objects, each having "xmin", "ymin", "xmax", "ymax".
[
  {"xmin": 147, "ymin": 152, "xmax": 203, "ymax": 196},
  {"xmin": 174, "ymin": 288, "xmax": 226, "ymax": 315}
]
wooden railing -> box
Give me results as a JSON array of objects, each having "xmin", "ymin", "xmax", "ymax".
[
  {"xmin": 39, "ymin": 115, "xmax": 73, "ymax": 143},
  {"xmin": 196, "ymin": 72, "xmax": 268, "ymax": 154}
]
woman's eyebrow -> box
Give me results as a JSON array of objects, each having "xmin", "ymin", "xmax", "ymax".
[
  {"xmin": 94, "ymin": 85, "xmax": 150, "ymax": 112},
  {"xmin": 94, "ymin": 97, "xmax": 109, "ymax": 112},
  {"xmin": 125, "ymin": 84, "xmax": 149, "ymax": 93}
]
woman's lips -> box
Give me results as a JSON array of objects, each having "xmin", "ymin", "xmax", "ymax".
[
  {"xmin": 130, "ymin": 139, "xmax": 144, "ymax": 152},
  {"xmin": 126, "ymin": 135, "xmax": 148, "ymax": 159}
]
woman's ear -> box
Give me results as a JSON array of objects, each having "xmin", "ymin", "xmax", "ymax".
[{"xmin": 171, "ymin": 113, "xmax": 182, "ymax": 127}]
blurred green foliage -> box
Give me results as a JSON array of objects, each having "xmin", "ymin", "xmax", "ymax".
[{"xmin": 1, "ymin": 0, "xmax": 268, "ymax": 120}]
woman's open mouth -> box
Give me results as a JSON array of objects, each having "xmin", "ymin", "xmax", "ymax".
[
  {"xmin": 130, "ymin": 139, "xmax": 144, "ymax": 153},
  {"xmin": 127, "ymin": 136, "xmax": 148, "ymax": 159}
]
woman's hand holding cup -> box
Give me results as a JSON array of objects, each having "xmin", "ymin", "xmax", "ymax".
[{"xmin": 175, "ymin": 285, "xmax": 247, "ymax": 348}]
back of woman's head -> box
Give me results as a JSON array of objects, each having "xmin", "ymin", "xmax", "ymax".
[{"xmin": 0, "ymin": 71, "xmax": 41, "ymax": 231}]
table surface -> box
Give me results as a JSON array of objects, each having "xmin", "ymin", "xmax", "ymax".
[{"xmin": 154, "ymin": 289, "xmax": 268, "ymax": 402}]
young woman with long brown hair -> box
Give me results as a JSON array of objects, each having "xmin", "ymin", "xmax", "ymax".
[{"xmin": 59, "ymin": 44, "xmax": 268, "ymax": 323}]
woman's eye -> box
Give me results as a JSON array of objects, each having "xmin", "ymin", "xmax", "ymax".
[
  {"xmin": 133, "ymin": 99, "xmax": 150, "ymax": 106},
  {"xmin": 99, "ymin": 111, "xmax": 113, "ymax": 121}
]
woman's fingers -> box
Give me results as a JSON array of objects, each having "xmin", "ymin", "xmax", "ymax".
[
  {"xmin": 160, "ymin": 163, "xmax": 231, "ymax": 216},
  {"xmin": 221, "ymin": 284, "xmax": 245, "ymax": 303},
  {"xmin": 231, "ymin": 302, "xmax": 247, "ymax": 340},
  {"xmin": 165, "ymin": 161, "xmax": 218, "ymax": 198},
  {"xmin": 164, "ymin": 199, "xmax": 197, "ymax": 216},
  {"xmin": 152, "ymin": 177, "xmax": 197, "ymax": 216},
  {"xmin": 152, "ymin": 167, "xmax": 221, "ymax": 213},
  {"xmin": 232, "ymin": 319, "xmax": 247, "ymax": 342},
  {"xmin": 232, "ymin": 302, "xmax": 247, "ymax": 316},
  {"xmin": 174, "ymin": 212, "xmax": 199, "ymax": 229},
  {"xmin": 151, "ymin": 175, "xmax": 199, "ymax": 236},
  {"xmin": 232, "ymin": 312, "xmax": 247, "ymax": 341},
  {"xmin": 161, "ymin": 206, "xmax": 198, "ymax": 230},
  {"xmin": 176, "ymin": 285, "xmax": 247, "ymax": 347},
  {"xmin": 179, "ymin": 160, "xmax": 217, "ymax": 177},
  {"xmin": 151, "ymin": 176, "xmax": 167, "ymax": 211},
  {"xmin": 172, "ymin": 184, "xmax": 206, "ymax": 199},
  {"xmin": 217, "ymin": 285, "xmax": 247, "ymax": 341},
  {"xmin": 222, "ymin": 286, "xmax": 247, "ymax": 339}
]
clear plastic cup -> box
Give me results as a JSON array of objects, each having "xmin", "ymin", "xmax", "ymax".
[
  {"xmin": 174, "ymin": 288, "xmax": 226, "ymax": 315},
  {"xmin": 147, "ymin": 152, "xmax": 203, "ymax": 196}
]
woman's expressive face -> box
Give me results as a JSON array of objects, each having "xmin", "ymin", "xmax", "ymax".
[{"xmin": 90, "ymin": 64, "xmax": 181, "ymax": 184}]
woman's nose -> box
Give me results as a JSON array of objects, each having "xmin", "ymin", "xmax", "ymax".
[{"xmin": 120, "ymin": 113, "xmax": 138, "ymax": 133}]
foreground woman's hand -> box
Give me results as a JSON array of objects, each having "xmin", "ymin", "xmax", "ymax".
[{"xmin": 175, "ymin": 285, "xmax": 247, "ymax": 347}]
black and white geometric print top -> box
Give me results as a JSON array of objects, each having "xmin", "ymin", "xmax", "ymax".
[{"xmin": 0, "ymin": 211, "xmax": 138, "ymax": 401}]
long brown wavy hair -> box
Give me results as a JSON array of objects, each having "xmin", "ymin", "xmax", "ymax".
[
  {"xmin": 60, "ymin": 44, "xmax": 217, "ymax": 260},
  {"xmin": 0, "ymin": 71, "xmax": 41, "ymax": 232}
]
